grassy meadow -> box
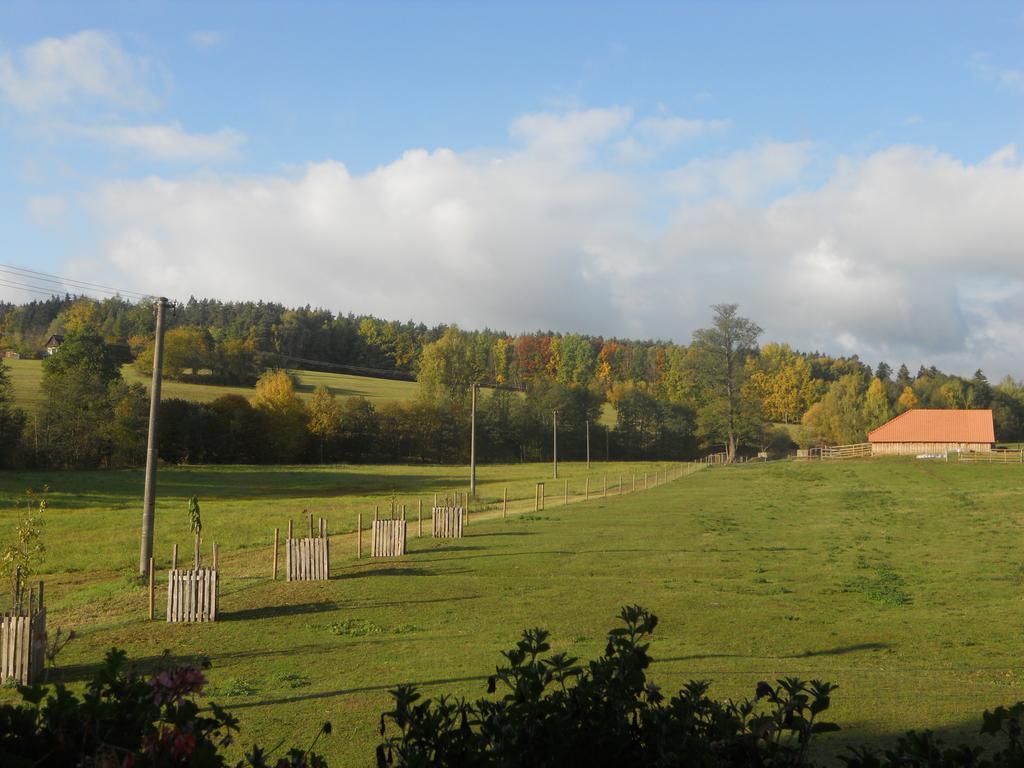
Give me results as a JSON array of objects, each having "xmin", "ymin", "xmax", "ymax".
[
  {"xmin": 7, "ymin": 357, "xmax": 620, "ymax": 425},
  {"xmin": 1, "ymin": 458, "xmax": 1023, "ymax": 764},
  {"xmin": 6, "ymin": 358, "xmax": 420, "ymax": 410}
]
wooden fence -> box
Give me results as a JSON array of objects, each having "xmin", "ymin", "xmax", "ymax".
[
  {"xmin": 167, "ymin": 568, "xmax": 219, "ymax": 622},
  {"xmin": 0, "ymin": 581, "xmax": 45, "ymax": 685},
  {"xmin": 432, "ymin": 506, "xmax": 464, "ymax": 538},
  {"xmin": 815, "ymin": 443, "xmax": 873, "ymax": 460},
  {"xmin": 286, "ymin": 518, "xmax": 330, "ymax": 581},
  {"xmin": 958, "ymin": 448, "xmax": 1024, "ymax": 464},
  {"xmin": 372, "ymin": 519, "xmax": 407, "ymax": 557}
]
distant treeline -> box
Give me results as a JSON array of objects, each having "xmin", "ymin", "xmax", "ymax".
[{"xmin": 2, "ymin": 295, "xmax": 1024, "ymax": 470}]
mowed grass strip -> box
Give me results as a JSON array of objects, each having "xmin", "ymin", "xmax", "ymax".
[
  {"xmin": 8, "ymin": 358, "xmax": 620, "ymax": 425},
  {"xmin": 6, "ymin": 358, "xmax": 419, "ymax": 410},
  {"xmin": 2, "ymin": 459, "xmax": 1024, "ymax": 765}
]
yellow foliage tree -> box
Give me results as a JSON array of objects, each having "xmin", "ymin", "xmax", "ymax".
[
  {"xmin": 252, "ymin": 369, "xmax": 308, "ymax": 461},
  {"xmin": 862, "ymin": 377, "xmax": 892, "ymax": 430},
  {"xmin": 897, "ymin": 385, "xmax": 919, "ymax": 413}
]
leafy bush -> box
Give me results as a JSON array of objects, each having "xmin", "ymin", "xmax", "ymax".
[
  {"xmin": 376, "ymin": 605, "xmax": 1024, "ymax": 767},
  {"xmin": 376, "ymin": 605, "xmax": 838, "ymax": 767},
  {"xmin": 0, "ymin": 647, "xmax": 328, "ymax": 767}
]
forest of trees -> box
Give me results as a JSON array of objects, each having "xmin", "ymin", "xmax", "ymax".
[{"xmin": 2, "ymin": 294, "xmax": 1024, "ymax": 470}]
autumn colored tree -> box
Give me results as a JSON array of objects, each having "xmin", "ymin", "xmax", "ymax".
[
  {"xmin": 252, "ymin": 369, "xmax": 308, "ymax": 462},
  {"xmin": 308, "ymin": 385, "xmax": 343, "ymax": 463},
  {"xmin": 745, "ymin": 342, "xmax": 820, "ymax": 424},
  {"xmin": 897, "ymin": 386, "xmax": 919, "ymax": 413},
  {"xmin": 862, "ymin": 377, "xmax": 892, "ymax": 431}
]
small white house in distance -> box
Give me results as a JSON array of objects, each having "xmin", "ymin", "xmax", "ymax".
[
  {"xmin": 867, "ymin": 409, "xmax": 995, "ymax": 456},
  {"xmin": 44, "ymin": 334, "xmax": 64, "ymax": 355}
]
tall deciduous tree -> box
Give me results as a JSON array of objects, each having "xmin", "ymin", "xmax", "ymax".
[
  {"xmin": 744, "ymin": 342, "xmax": 820, "ymax": 424},
  {"xmin": 308, "ymin": 385, "xmax": 343, "ymax": 463},
  {"xmin": 690, "ymin": 304, "xmax": 763, "ymax": 460},
  {"xmin": 39, "ymin": 327, "xmax": 122, "ymax": 468},
  {"xmin": 862, "ymin": 378, "xmax": 892, "ymax": 431},
  {"xmin": 417, "ymin": 326, "xmax": 479, "ymax": 407},
  {"xmin": 0, "ymin": 360, "xmax": 26, "ymax": 468},
  {"xmin": 252, "ymin": 369, "xmax": 308, "ymax": 462},
  {"xmin": 896, "ymin": 385, "xmax": 919, "ymax": 413}
]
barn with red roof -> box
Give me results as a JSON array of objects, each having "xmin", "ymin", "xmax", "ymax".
[{"xmin": 867, "ymin": 409, "xmax": 995, "ymax": 456}]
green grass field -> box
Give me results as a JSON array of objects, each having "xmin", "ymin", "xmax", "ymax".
[
  {"xmin": 6, "ymin": 357, "xmax": 619, "ymax": 424},
  {"xmin": 6, "ymin": 358, "xmax": 418, "ymax": 410},
  {"xmin": 1, "ymin": 458, "xmax": 1023, "ymax": 764}
]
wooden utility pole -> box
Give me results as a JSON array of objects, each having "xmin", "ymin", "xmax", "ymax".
[
  {"xmin": 586, "ymin": 420, "xmax": 591, "ymax": 469},
  {"xmin": 470, "ymin": 384, "xmax": 478, "ymax": 497},
  {"xmin": 139, "ymin": 297, "xmax": 168, "ymax": 576},
  {"xmin": 552, "ymin": 409, "xmax": 559, "ymax": 480}
]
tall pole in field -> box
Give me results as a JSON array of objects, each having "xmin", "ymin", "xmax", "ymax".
[
  {"xmin": 139, "ymin": 297, "xmax": 168, "ymax": 576},
  {"xmin": 586, "ymin": 420, "xmax": 591, "ymax": 469},
  {"xmin": 552, "ymin": 409, "xmax": 559, "ymax": 480},
  {"xmin": 469, "ymin": 383, "xmax": 478, "ymax": 498}
]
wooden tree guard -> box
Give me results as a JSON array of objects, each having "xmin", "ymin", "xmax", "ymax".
[
  {"xmin": 286, "ymin": 517, "xmax": 330, "ymax": 581},
  {"xmin": 431, "ymin": 506, "xmax": 464, "ymax": 538},
  {"xmin": 167, "ymin": 568, "xmax": 218, "ymax": 622},
  {"xmin": 372, "ymin": 518, "xmax": 407, "ymax": 557},
  {"xmin": 167, "ymin": 542, "xmax": 218, "ymax": 622},
  {"xmin": 1, "ymin": 581, "xmax": 45, "ymax": 685}
]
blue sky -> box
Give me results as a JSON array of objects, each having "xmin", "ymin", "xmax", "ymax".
[{"xmin": 2, "ymin": 2, "xmax": 1024, "ymax": 376}]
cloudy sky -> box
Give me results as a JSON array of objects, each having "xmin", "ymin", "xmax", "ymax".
[{"xmin": 2, "ymin": 2, "xmax": 1023, "ymax": 377}]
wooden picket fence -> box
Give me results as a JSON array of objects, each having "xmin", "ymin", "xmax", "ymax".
[
  {"xmin": 372, "ymin": 518, "xmax": 407, "ymax": 557},
  {"xmin": 432, "ymin": 506, "xmax": 464, "ymax": 538},
  {"xmin": 286, "ymin": 517, "xmax": 330, "ymax": 581},
  {"xmin": 287, "ymin": 536, "xmax": 330, "ymax": 580},
  {"xmin": 0, "ymin": 582, "xmax": 45, "ymax": 685},
  {"xmin": 167, "ymin": 568, "xmax": 219, "ymax": 622}
]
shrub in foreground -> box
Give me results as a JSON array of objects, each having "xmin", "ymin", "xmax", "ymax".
[
  {"xmin": 0, "ymin": 648, "xmax": 328, "ymax": 767},
  {"xmin": 377, "ymin": 605, "xmax": 1024, "ymax": 767}
]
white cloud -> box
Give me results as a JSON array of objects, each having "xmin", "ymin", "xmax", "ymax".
[
  {"xmin": 188, "ymin": 30, "xmax": 223, "ymax": 49},
  {"xmin": 78, "ymin": 122, "xmax": 245, "ymax": 161},
  {"xmin": 664, "ymin": 141, "xmax": 813, "ymax": 201},
  {"xmin": 616, "ymin": 115, "xmax": 730, "ymax": 162},
  {"xmin": 0, "ymin": 30, "xmax": 155, "ymax": 111},
  {"xmin": 72, "ymin": 109, "xmax": 1024, "ymax": 378},
  {"xmin": 969, "ymin": 51, "xmax": 1024, "ymax": 94},
  {"xmin": 509, "ymin": 107, "xmax": 633, "ymax": 162},
  {"xmin": 635, "ymin": 116, "xmax": 730, "ymax": 145}
]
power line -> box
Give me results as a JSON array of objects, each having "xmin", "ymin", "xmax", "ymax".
[
  {"xmin": 0, "ymin": 278, "xmax": 61, "ymax": 299},
  {"xmin": 0, "ymin": 263, "xmax": 153, "ymax": 300}
]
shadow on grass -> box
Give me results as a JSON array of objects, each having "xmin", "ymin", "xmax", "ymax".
[
  {"xmin": 656, "ymin": 642, "xmax": 890, "ymax": 665},
  {"xmin": 230, "ymin": 673, "xmax": 492, "ymax": 710},
  {"xmin": 221, "ymin": 601, "xmax": 343, "ymax": 622},
  {"xmin": 333, "ymin": 566, "xmax": 445, "ymax": 579}
]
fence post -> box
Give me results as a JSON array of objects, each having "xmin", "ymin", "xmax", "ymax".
[
  {"xmin": 273, "ymin": 528, "xmax": 279, "ymax": 580},
  {"xmin": 212, "ymin": 543, "xmax": 218, "ymax": 571},
  {"xmin": 172, "ymin": 544, "xmax": 178, "ymax": 570}
]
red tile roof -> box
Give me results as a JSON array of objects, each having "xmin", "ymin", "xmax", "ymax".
[{"xmin": 868, "ymin": 409, "xmax": 995, "ymax": 444}]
